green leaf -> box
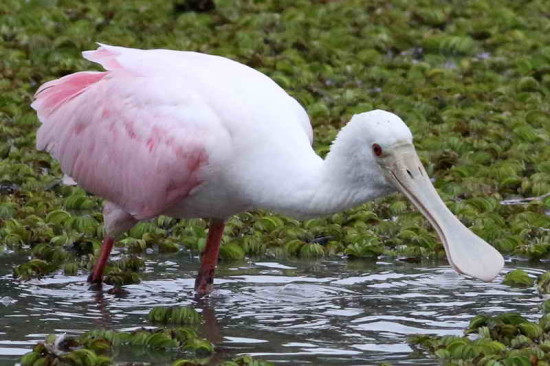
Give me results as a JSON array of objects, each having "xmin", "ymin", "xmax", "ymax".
[
  {"xmin": 502, "ymin": 269, "xmax": 534, "ymax": 288},
  {"xmin": 299, "ymin": 243, "xmax": 325, "ymax": 258},
  {"xmin": 148, "ymin": 306, "xmax": 201, "ymax": 326},
  {"xmin": 20, "ymin": 351, "xmax": 40, "ymax": 366},
  {"xmin": 536, "ymin": 272, "xmax": 550, "ymax": 294},
  {"xmin": 45, "ymin": 209, "xmax": 71, "ymax": 224},
  {"xmin": 467, "ymin": 314, "xmax": 489, "ymax": 333},
  {"xmin": 219, "ymin": 243, "xmax": 245, "ymax": 261}
]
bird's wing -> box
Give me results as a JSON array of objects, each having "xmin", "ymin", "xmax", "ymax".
[
  {"xmin": 83, "ymin": 44, "xmax": 314, "ymax": 144},
  {"xmin": 32, "ymin": 46, "xmax": 230, "ymax": 220}
]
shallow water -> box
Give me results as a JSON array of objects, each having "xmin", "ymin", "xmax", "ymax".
[{"xmin": 0, "ymin": 252, "xmax": 546, "ymax": 365}]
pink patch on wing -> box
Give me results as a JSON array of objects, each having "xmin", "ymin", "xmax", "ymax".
[
  {"xmin": 146, "ymin": 137, "xmax": 157, "ymax": 152},
  {"xmin": 32, "ymin": 72, "xmax": 107, "ymax": 118},
  {"xmin": 174, "ymin": 146, "xmax": 185, "ymax": 159},
  {"xmin": 158, "ymin": 146, "xmax": 209, "ymax": 216},
  {"xmin": 144, "ymin": 127, "xmax": 169, "ymax": 152},
  {"xmin": 187, "ymin": 150, "xmax": 208, "ymax": 171},
  {"xmin": 73, "ymin": 123, "xmax": 87, "ymax": 135},
  {"xmin": 124, "ymin": 121, "xmax": 138, "ymax": 140}
]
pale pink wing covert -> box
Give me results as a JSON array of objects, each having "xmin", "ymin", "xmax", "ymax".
[{"xmin": 31, "ymin": 48, "xmax": 214, "ymax": 220}]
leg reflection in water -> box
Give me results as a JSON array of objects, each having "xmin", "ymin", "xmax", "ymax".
[{"xmin": 195, "ymin": 298, "xmax": 231, "ymax": 363}]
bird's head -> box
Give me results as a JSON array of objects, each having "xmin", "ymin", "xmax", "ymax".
[{"xmin": 340, "ymin": 110, "xmax": 504, "ymax": 281}]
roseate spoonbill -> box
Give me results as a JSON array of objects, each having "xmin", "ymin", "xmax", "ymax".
[{"xmin": 32, "ymin": 44, "xmax": 504, "ymax": 296}]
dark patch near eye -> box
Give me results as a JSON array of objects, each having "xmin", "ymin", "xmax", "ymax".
[{"xmin": 372, "ymin": 143, "xmax": 383, "ymax": 157}]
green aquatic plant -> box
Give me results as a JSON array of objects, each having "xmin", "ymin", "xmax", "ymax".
[
  {"xmin": 20, "ymin": 334, "xmax": 111, "ymax": 366},
  {"xmin": 1, "ymin": 2, "xmax": 550, "ymax": 363},
  {"xmin": 22, "ymin": 328, "xmax": 271, "ymax": 365},
  {"xmin": 13, "ymin": 259, "xmax": 56, "ymax": 280},
  {"xmin": 173, "ymin": 355, "xmax": 274, "ymax": 366},
  {"xmin": 410, "ymin": 310, "xmax": 550, "ymax": 364},
  {"xmin": 1, "ymin": 0, "xmax": 548, "ymax": 284},
  {"xmin": 103, "ymin": 269, "xmax": 141, "ymax": 286},
  {"xmin": 299, "ymin": 242, "xmax": 325, "ymax": 258},
  {"xmin": 219, "ymin": 242, "xmax": 246, "ymax": 261},
  {"xmin": 344, "ymin": 237, "xmax": 383, "ymax": 259},
  {"xmin": 62, "ymin": 262, "xmax": 79, "ymax": 276},
  {"xmin": 148, "ymin": 306, "xmax": 202, "ymax": 326},
  {"xmin": 112, "ymin": 255, "xmax": 145, "ymax": 271},
  {"xmin": 537, "ymin": 272, "xmax": 550, "ymax": 295},
  {"xmin": 173, "ymin": 360, "xmax": 207, "ymax": 366},
  {"xmin": 502, "ymin": 269, "xmax": 534, "ymax": 288}
]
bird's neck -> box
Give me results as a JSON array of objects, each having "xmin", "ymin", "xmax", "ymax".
[{"xmin": 251, "ymin": 127, "xmax": 395, "ymax": 218}]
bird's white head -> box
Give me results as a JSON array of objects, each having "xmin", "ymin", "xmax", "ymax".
[
  {"xmin": 327, "ymin": 110, "xmax": 413, "ymax": 197},
  {"xmin": 329, "ymin": 109, "xmax": 504, "ymax": 282},
  {"xmin": 349, "ymin": 109, "xmax": 413, "ymax": 146}
]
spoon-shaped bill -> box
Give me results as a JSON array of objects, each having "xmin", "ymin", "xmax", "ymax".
[{"xmin": 381, "ymin": 144, "xmax": 504, "ymax": 281}]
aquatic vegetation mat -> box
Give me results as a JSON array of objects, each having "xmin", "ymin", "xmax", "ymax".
[
  {"xmin": 20, "ymin": 306, "xmax": 273, "ymax": 365},
  {"xmin": 0, "ymin": 0, "xmax": 549, "ymax": 363},
  {"xmin": 1, "ymin": 0, "xmax": 549, "ymax": 281},
  {"xmin": 409, "ymin": 307, "xmax": 550, "ymax": 365},
  {"xmin": 21, "ymin": 330, "xmax": 271, "ymax": 366}
]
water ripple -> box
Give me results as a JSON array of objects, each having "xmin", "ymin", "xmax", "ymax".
[{"xmin": 0, "ymin": 254, "xmax": 546, "ymax": 365}]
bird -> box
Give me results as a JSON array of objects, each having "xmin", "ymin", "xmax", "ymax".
[{"xmin": 32, "ymin": 44, "xmax": 504, "ymax": 296}]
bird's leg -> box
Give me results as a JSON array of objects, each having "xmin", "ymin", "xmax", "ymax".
[
  {"xmin": 87, "ymin": 202, "xmax": 137, "ymax": 286},
  {"xmin": 88, "ymin": 236, "xmax": 115, "ymax": 284},
  {"xmin": 195, "ymin": 218, "xmax": 225, "ymax": 297}
]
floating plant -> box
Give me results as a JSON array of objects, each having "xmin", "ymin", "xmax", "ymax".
[
  {"xmin": 537, "ymin": 272, "xmax": 550, "ymax": 296},
  {"xmin": 1, "ymin": 0, "xmax": 549, "ymax": 282},
  {"xmin": 503, "ymin": 269, "xmax": 535, "ymax": 288},
  {"xmin": 148, "ymin": 306, "xmax": 202, "ymax": 326},
  {"xmin": 410, "ymin": 310, "xmax": 550, "ymax": 364},
  {"xmin": 20, "ymin": 321, "xmax": 272, "ymax": 365},
  {"xmin": 2, "ymin": 0, "xmax": 550, "ymax": 363}
]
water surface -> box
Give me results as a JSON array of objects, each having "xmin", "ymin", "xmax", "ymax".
[{"xmin": 0, "ymin": 253, "xmax": 545, "ymax": 365}]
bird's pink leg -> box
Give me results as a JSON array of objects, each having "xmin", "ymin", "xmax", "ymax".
[
  {"xmin": 195, "ymin": 219, "xmax": 225, "ymax": 296},
  {"xmin": 88, "ymin": 236, "xmax": 115, "ymax": 284}
]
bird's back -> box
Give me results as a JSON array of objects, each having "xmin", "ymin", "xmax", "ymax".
[{"xmin": 84, "ymin": 45, "xmax": 313, "ymax": 142}]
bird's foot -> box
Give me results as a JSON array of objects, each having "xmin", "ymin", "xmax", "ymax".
[
  {"xmin": 194, "ymin": 268, "xmax": 215, "ymax": 298},
  {"xmin": 87, "ymin": 273, "xmax": 104, "ymax": 289}
]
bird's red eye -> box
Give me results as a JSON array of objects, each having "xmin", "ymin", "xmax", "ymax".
[{"xmin": 372, "ymin": 143, "xmax": 383, "ymax": 157}]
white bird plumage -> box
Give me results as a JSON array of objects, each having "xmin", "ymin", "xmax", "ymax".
[{"xmin": 32, "ymin": 44, "xmax": 504, "ymax": 295}]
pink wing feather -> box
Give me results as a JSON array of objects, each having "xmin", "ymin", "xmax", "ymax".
[{"xmin": 32, "ymin": 45, "xmax": 210, "ymax": 220}]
